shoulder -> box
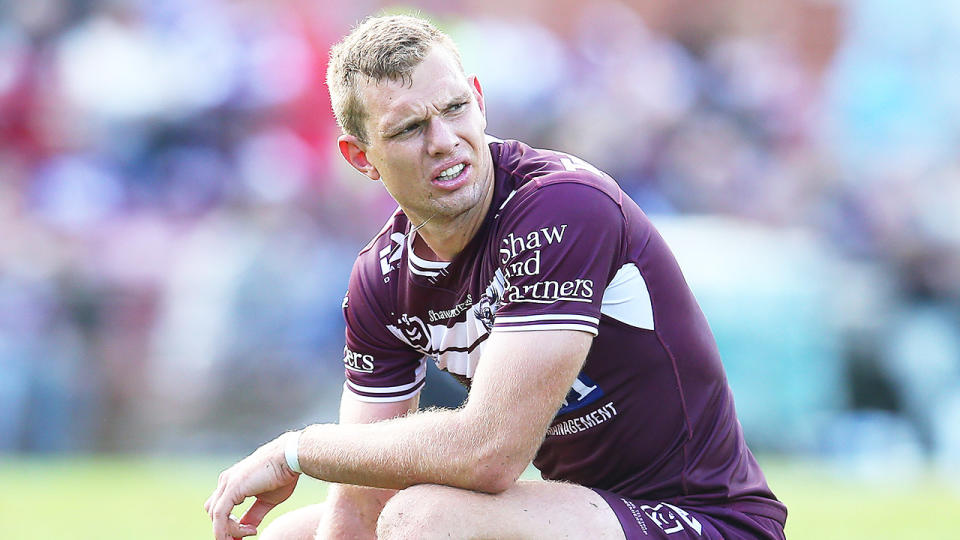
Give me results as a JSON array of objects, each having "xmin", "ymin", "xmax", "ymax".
[
  {"xmin": 491, "ymin": 139, "xmax": 624, "ymax": 212},
  {"xmin": 349, "ymin": 207, "xmax": 409, "ymax": 300},
  {"xmin": 490, "ymin": 140, "xmax": 626, "ymax": 230}
]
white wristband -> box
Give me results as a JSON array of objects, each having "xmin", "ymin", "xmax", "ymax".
[{"xmin": 284, "ymin": 430, "xmax": 303, "ymax": 474}]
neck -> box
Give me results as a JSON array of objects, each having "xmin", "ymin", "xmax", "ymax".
[
  {"xmin": 416, "ymin": 195, "xmax": 492, "ymax": 261},
  {"xmin": 414, "ymin": 170, "xmax": 495, "ymax": 262}
]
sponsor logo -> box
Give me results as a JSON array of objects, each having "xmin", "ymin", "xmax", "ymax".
[
  {"xmin": 379, "ymin": 232, "xmax": 406, "ymax": 276},
  {"xmin": 502, "ymin": 278, "xmax": 593, "ymax": 304},
  {"xmin": 428, "ymin": 294, "xmax": 473, "ymax": 323},
  {"xmin": 495, "ymin": 223, "xmax": 594, "ymax": 306},
  {"xmin": 547, "ymin": 401, "xmax": 617, "ymax": 436},
  {"xmin": 499, "ymin": 225, "xmax": 568, "ymax": 264},
  {"xmin": 640, "ymin": 503, "xmax": 703, "ymax": 536},
  {"xmin": 343, "ymin": 346, "xmax": 375, "ymax": 373}
]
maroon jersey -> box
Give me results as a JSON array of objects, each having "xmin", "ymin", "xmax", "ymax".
[{"xmin": 341, "ymin": 138, "xmax": 786, "ymax": 524}]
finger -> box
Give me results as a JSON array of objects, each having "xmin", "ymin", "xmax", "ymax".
[
  {"xmin": 205, "ymin": 488, "xmax": 224, "ymax": 521},
  {"xmin": 239, "ymin": 498, "xmax": 276, "ymax": 529},
  {"xmin": 227, "ymin": 514, "xmax": 258, "ymax": 539},
  {"xmin": 204, "ymin": 491, "xmax": 215, "ymax": 515},
  {"xmin": 206, "ymin": 470, "xmax": 230, "ymax": 516},
  {"xmin": 212, "ymin": 490, "xmax": 247, "ymax": 540}
]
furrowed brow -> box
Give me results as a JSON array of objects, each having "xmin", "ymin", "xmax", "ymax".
[
  {"xmin": 446, "ymin": 92, "xmax": 471, "ymax": 107},
  {"xmin": 381, "ymin": 114, "xmax": 425, "ymax": 137}
]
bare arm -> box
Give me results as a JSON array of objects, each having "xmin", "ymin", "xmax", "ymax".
[
  {"xmin": 316, "ymin": 389, "xmax": 418, "ymax": 539},
  {"xmin": 298, "ymin": 329, "xmax": 590, "ymax": 492},
  {"xmin": 206, "ymin": 329, "xmax": 591, "ymax": 539}
]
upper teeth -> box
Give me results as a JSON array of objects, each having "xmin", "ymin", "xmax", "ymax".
[{"xmin": 437, "ymin": 163, "xmax": 464, "ymax": 179}]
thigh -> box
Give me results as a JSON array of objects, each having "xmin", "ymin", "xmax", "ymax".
[
  {"xmin": 594, "ymin": 489, "xmax": 785, "ymax": 540},
  {"xmin": 377, "ymin": 480, "xmax": 626, "ymax": 540}
]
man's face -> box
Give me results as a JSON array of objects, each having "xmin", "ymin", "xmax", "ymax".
[{"xmin": 348, "ymin": 46, "xmax": 492, "ymax": 226}]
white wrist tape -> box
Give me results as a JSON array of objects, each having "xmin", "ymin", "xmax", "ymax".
[{"xmin": 284, "ymin": 430, "xmax": 303, "ymax": 474}]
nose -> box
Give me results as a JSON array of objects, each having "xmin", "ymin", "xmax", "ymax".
[{"xmin": 425, "ymin": 117, "xmax": 458, "ymax": 156}]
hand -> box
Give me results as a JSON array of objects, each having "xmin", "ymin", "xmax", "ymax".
[{"xmin": 204, "ymin": 436, "xmax": 302, "ymax": 540}]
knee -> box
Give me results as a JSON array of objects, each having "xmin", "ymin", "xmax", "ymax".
[
  {"xmin": 258, "ymin": 518, "xmax": 289, "ymax": 540},
  {"xmin": 259, "ymin": 503, "xmax": 324, "ymax": 540},
  {"xmin": 376, "ymin": 485, "xmax": 453, "ymax": 540}
]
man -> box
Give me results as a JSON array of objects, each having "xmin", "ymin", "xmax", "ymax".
[{"xmin": 204, "ymin": 14, "xmax": 787, "ymax": 540}]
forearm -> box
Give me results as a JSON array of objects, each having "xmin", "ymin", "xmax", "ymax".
[
  {"xmin": 297, "ymin": 405, "xmax": 527, "ymax": 493},
  {"xmin": 294, "ymin": 331, "xmax": 589, "ymax": 494}
]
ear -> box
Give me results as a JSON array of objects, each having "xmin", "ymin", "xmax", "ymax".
[
  {"xmin": 468, "ymin": 75, "xmax": 487, "ymax": 120},
  {"xmin": 338, "ymin": 135, "xmax": 381, "ymax": 181}
]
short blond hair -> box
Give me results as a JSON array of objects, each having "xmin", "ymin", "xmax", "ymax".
[{"xmin": 326, "ymin": 14, "xmax": 464, "ymax": 143}]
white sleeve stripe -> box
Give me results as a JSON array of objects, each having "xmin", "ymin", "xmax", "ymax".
[
  {"xmin": 345, "ymin": 376, "xmax": 423, "ymax": 394},
  {"xmin": 508, "ymin": 297, "xmax": 592, "ymax": 304},
  {"xmin": 495, "ymin": 314, "xmax": 599, "ymax": 324},
  {"xmin": 343, "ymin": 382, "xmax": 423, "ymax": 402},
  {"xmin": 345, "ymin": 358, "xmax": 426, "ymax": 393},
  {"xmin": 493, "ymin": 323, "xmax": 599, "ymax": 335}
]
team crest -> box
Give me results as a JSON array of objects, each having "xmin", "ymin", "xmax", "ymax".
[
  {"xmin": 640, "ymin": 502, "xmax": 703, "ymax": 536},
  {"xmin": 396, "ymin": 313, "xmax": 431, "ymax": 351}
]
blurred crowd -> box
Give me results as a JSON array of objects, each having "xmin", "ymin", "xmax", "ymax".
[{"xmin": 1, "ymin": 0, "xmax": 958, "ymax": 474}]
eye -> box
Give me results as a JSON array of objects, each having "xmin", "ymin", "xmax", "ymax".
[
  {"xmin": 393, "ymin": 122, "xmax": 421, "ymax": 138},
  {"xmin": 446, "ymin": 101, "xmax": 467, "ymax": 114}
]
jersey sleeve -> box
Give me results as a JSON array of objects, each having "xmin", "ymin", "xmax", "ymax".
[
  {"xmin": 492, "ymin": 181, "xmax": 624, "ymax": 335},
  {"xmin": 342, "ymin": 257, "xmax": 426, "ymax": 402}
]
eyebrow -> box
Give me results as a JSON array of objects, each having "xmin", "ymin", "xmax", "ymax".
[
  {"xmin": 381, "ymin": 114, "xmax": 425, "ymax": 137},
  {"xmin": 380, "ymin": 93, "xmax": 472, "ymax": 137},
  {"xmin": 444, "ymin": 92, "xmax": 472, "ymax": 110}
]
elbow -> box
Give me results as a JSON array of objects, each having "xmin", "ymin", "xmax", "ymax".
[
  {"xmin": 466, "ymin": 444, "xmax": 530, "ymax": 494},
  {"xmin": 452, "ymin": 406, "xmax": 538, "ymax": 493}
]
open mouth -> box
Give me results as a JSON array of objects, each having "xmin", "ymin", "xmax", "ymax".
[{"xmin": 432, "ymin": 162, "xmax": 469, "ymax": 189}]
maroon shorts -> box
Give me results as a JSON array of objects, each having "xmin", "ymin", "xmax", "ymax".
[{"xmin": 592, "ymin": 488, "xmax": 786, "ymax": 539}]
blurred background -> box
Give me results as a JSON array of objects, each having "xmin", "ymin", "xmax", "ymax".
[{"xmin": 1, "ymin": 0, "xmax": 959, "ymax": 537}]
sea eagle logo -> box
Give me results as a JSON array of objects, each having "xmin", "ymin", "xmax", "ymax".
[{"xmin": 474, "ymin": 268, "xmax": 508, "ymax": 331}]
